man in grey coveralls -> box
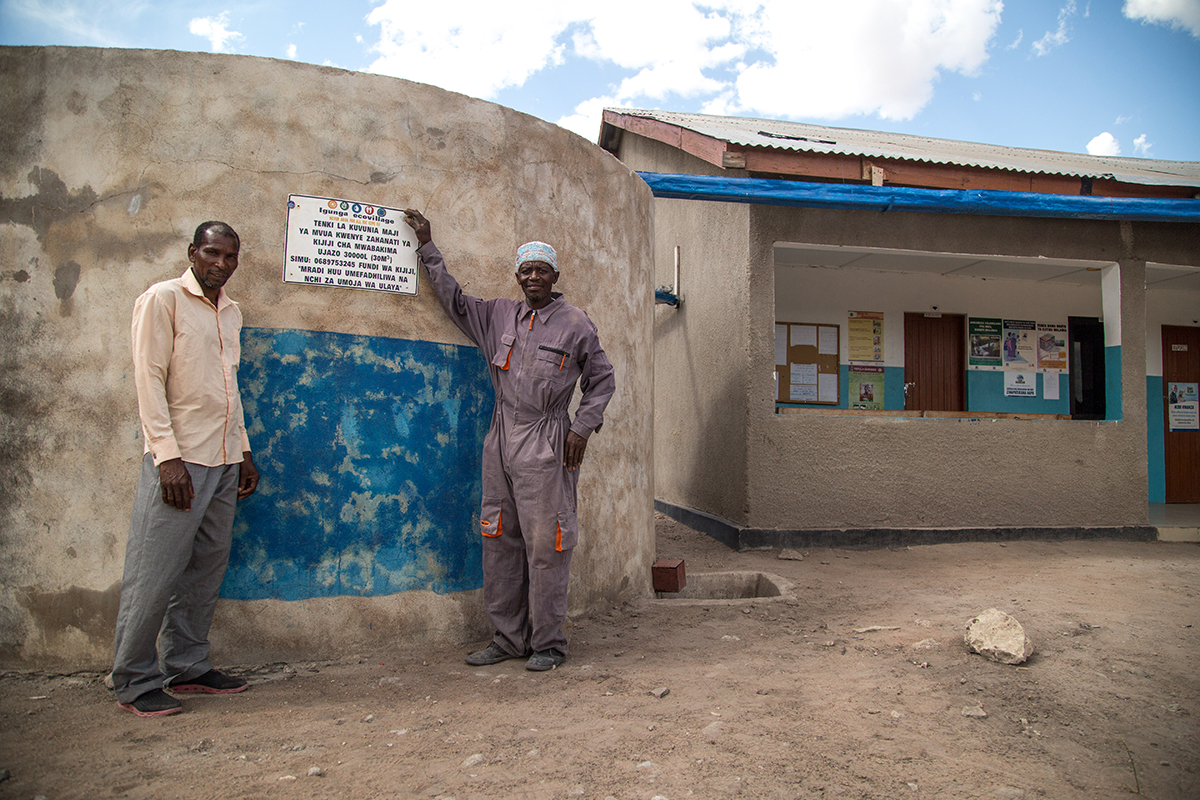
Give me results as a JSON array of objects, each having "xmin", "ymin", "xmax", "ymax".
[{"xmin": 404, "ymin": 210, "xmax": 615, "ymax": 672}]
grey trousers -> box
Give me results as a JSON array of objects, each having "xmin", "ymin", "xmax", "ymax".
[
  {"xmin": 482, "ymin": 494, "xmax": 574, "ymax": 658},
  {"xmin": 111, "ymin": 454, "xmax": 238, "ymax": 703}
]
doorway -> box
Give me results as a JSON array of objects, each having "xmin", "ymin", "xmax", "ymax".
[
  {"xmin": 903, "ymin": 313, "xmax": 965, "ymax": 412},
  {"xmin": 1162, "ymin": 325, "xmax": 1200, "ymax": 503},
  {"xmin": 1068, "ymin": 317, "xmax": 1106, "ymax": 420}
]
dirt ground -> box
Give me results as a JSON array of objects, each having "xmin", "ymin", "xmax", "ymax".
[{"xmin": 2, "ymin": 515, "xmax": 1198, "ymax": 800}]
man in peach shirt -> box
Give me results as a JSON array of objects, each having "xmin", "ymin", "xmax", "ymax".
[{"xmin": 111, "ymin": 221, "xmax": 259, "ymax": 717}]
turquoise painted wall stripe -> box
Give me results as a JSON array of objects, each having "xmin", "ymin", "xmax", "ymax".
[
  {"xmin": 777, "ymin": 366, "xmax": 1068, "ymax": 414},
  {"xmin": 1105, "ymin": 346, "xmax": 1123, "ymax": 421},
  {"xmin": 222, "ymin": 327, "xmax": 493, "ymax": 601}
]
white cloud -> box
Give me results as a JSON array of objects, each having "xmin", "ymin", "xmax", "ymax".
[
  {"xmin": 362, "ymin": 0, "xmax": 1005, "ymax": 136},
  {"xmin": 1086, "ymin": 131, "xmax": 1121, "ymax": 155},
  {"xmin": 558, "ymin": 94, "xmax": 624, "ymax": 140},
  {"xmin": 287, "ymin": 44, "xmax": 297, "ymax": 60},
  {"xmin": 365, "ymin": 0, "xmax": 574, "ymax": 99},
  {"xmin": 1133, "ymin": 133, "xmax": 1153, "ymax": 155},
  {"xmin": 1123, "ymin": 0, "xmax": 1200, "ymax": 38},
  {"xmin": 730, "ymin": 0, "xmax": 1003, "ymax": 120},
  {"xmin": 188, "ymin": 12, "xmax": 244, "ymax": 54},
  {"xmin": 1033, "ymin": 1, "xmax": 1078, "ymax": 56}
]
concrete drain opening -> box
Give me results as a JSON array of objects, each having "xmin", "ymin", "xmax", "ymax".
[{"xmin": 653, "ymin": 571, "xmax": 795, "ymax": 605}]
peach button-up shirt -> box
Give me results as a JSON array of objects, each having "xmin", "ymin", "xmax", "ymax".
[{"xmin": 131, "ymin": 268, "xmax": 251, "ymax": 467}]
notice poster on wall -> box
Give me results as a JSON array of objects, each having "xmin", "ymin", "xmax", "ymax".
[
  {"xmin": 283, "ymin": 194, "xmax": 419, "ymax": 295},
  {"xmin": 1036, "ymin": 323, "xmax": 1068, "ymax": 371},
  {"xmin": 1005, "ymin": 371, "xmax": 1037, "ymax": 397},
  {"xmin": 1168, "ymin": 382, "xmax": 1199, "ymax": 431},
  {"xmin": 848, "ymin": 311, "xmax": 884, "ymax": 362},
  {"xmin": 777, "ymin": 321, "xmax": 840, "ymax": 405},
  {"xmin": 968, "ymin": 317, "xmax": 1002, "ymax": 368},
  {"xmin": 849, "ymin": 365, "xmax": 884, "ymax": 409},
  {"xmin": 1002, "ymin": 319, "xmax": 1036, "ymax": 369}
]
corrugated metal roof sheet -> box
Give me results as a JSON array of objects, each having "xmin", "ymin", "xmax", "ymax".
[{"xmin": 607, "ymin": 108, "xmax": 1200, "ymax": 189}]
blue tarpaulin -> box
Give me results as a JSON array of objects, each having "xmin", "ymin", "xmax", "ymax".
[{"xmin": 637, "ymin": 172, "xmax": 1200, "ymax": 224}]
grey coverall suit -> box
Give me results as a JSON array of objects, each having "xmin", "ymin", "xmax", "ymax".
[{"xmin": 419, "ymin": 242, "xmax": 615, "ymax": 657}]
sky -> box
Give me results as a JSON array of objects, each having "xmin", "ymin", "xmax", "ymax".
[{"xmin": 3, "ymin": 0, "xmax": 1199, "ymax": 161}]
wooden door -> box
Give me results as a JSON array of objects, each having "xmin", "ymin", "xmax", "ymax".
[
  {"xmin": 904, "ymin": 313, "xmax": 965, "ymax": 411},
  {"xmin": 1163, "ymin": 325, "xmax": 1200, "ymax": 503}
]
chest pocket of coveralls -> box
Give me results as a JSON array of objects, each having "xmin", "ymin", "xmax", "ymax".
[
  {"xmin": 492, "ymin": 333, "xmax": 516, "ymax": 371},
  {"xmin": 534, "ymin": 343, "xmax": 574, "ymax": 383}
]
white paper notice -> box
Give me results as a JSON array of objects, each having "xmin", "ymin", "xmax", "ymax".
[
  {"xmin": 283, "ymin": 194, "xmax": 419, "ymax": 295},
  {"xmin": 819, "ymin": 373, "xmax": 839, "ymax": 403},
  {"xmin": 791, "ymin": 325, "xmax": 817, "ymax": 348},
  {"xmin": 1043, "ymin": 373, "xmax": 1060, "ymax": 400},
  {"xmin": 775, "ymin": 324, "xmax": 788, "ymax": 365},
  {"xmin": 790, "ymin": 363, "xmax": 818, "ymax": 385},
  {"xmin": 790, "ymin": 383, "xmax": 818, "ymax": 402},
  {"xmin": 818, "ymin": 326, "xmax": 839, "ymax": 355},
  {"xmin": 1004, "ymin": 371, "xmax": 1037, "ymax": 397}
]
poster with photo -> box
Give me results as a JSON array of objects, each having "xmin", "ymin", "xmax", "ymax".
[
  {"xmin": 1036, "ymin": 323, "xmax": 1068, "ymax": 371},
  {"xmin": 968, "ymin": 318, "xmax": 1002, "ymax": 368},
  {"xmin": 848, "ymin": 311, "xmax": 884, "ymax": 362},
  {"xmin": 1167, "ymin": 382, "xmax": 1199, "ymax": 431},
  {"xmin": 849, "ymin": 365, "xmax": 884, "ymax": 410},
  {"xmin": 1002, "ymin": 319, "xmax": 1036, "ymax": 369}
]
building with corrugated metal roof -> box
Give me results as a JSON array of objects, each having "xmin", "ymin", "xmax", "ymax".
[{"xmin": 601, "ymin": 108, "xmax": 1199, "ymax": 548}]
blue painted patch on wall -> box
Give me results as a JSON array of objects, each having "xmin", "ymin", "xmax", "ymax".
[{"xmin": 222, "ymin": 327, "xmax": 493, "ymax": 601}]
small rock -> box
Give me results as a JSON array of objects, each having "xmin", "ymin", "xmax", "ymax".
[
  {"xmin": 778, "ymin": 549, "xmax": 805, "ymax": 560},
  {"xmin": 703, "ymin": 721, "xmax": 725, "ymax": 739},
  {"xmin": 913, "ymin": 638, "xmax": 939, "ymax": 649},
  {"xmin": 650, "ymin": 687, "xmax": 670, "ymax": 699},
  {"xmin": 721, "ymin": 635, "xmax": 740, "ymax": 641},
  {"xmin": 462, "ymin": 753, "xmax": 485, "ymax": 769},
  {"xmin": 307, "ymin": 766, "xmax": 324, "ymax": 777},
  {"xmin": 362, "ymin": 714, "xmax": 374, "ymax": 723},
  {"xmin": 568, "ymin": 786, "xmax": 584, "ymax": 796},
  {"xmin": 965, "ymin": 608, "xmax": 1034, "ymax": 665},
  {"xmin": 962, "ymin": 706, "xmax": 988, "ymax": 718},
  {"xmin": 278, "ymin": 775, "xmax": 297, "ymax": 781}
]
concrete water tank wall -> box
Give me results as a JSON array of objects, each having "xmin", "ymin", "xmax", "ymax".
[{"xmin": 0, "ymin": 47, "xmax": 654, "ymax": 668}]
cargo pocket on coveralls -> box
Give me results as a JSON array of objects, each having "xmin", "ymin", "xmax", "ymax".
[
  {"xmin": 480, "ymin": 497, "xmax": 504, "ymax": 538},
  {"xmin": 534, "ymin": 344, "xmax": 573, "ymax": 383},
  {"xmin": 492, "ymin": 334, "xmax": 515, "ymax": 371},
  {"xmin": 554, "ymin": 508, "xmax": 578, "ymax": 552}
]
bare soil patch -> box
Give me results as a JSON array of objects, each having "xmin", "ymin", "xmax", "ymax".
[{"xmin": 2, "ymin": 516, "xmax": 1198, "ymax": 799}]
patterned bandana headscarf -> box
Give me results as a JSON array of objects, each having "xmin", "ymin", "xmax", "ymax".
[{"xmin": 515, "ymin": 241, "xmax": 558, "ymax": 273}]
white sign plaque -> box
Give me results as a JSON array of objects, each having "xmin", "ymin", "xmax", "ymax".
[{"xmin": 283, "ymin": 194, "xmax": 419, "ymax": 295}]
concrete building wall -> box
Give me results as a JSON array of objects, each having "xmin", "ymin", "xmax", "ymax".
[
  {"xmin": 619, "ymin": 134, "xmax": 753, "ymax": 524},
  {"xmin": 748, "ymin": 205, "xmax": 1151, "ymax": 530},
  {"xmin": 0, "ymin": 47, "xmax": 655, "ymax": 669},
  {"xmin": 616, "ymin": 131, "xmax": 1197, "ymax": 535}
]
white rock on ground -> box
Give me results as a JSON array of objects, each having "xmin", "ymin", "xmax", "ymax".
[{"xmin": 964, "ymin": 608, "xmax": 1034, "ymax": 665}]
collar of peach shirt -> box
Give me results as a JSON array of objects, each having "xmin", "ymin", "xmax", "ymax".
[{"xmin": 180, "ymin": 267, "xmax": 237, "ymax": 311}]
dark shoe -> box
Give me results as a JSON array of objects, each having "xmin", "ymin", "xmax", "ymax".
[
  {"xmin": 118, "ymin": 688, "xmax": 182, "ymax": 717},
  {"xmin": 169, "ymin": 669, "xmax": 248, "ymax": 694},
  {"xmin": 525, "ymin": 649, "xmax": 565, "ymax": 671},
  {"xmin": 465, "ymin": 643, "xmax": 523, "ymax": 666}
]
